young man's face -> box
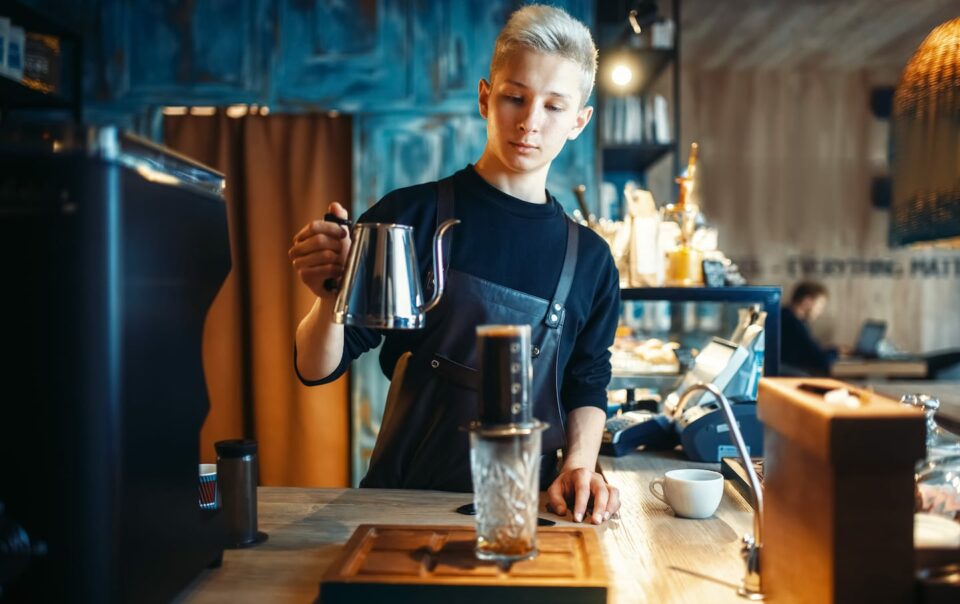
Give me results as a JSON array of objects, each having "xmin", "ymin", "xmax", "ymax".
[
  {"xmin": 797, "ymin": 294, "xmax": 827, "ymax": 321},
  {"xmin": 808, "ymin": 295, "xmax": 827, "ymax": 322},
  {"xmin": 478, "ymin": 49, "xmax": 593, "ymax": 177}
]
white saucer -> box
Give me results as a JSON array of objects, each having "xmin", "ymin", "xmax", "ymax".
[{"xmin": 915, "ymin": 512, "xmax": 960, "ymax": 549}]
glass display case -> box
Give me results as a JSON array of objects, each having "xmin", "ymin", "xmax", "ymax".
[{"xmin": 609, "ymin": 286, "xmax": 781, "ymax": 405}]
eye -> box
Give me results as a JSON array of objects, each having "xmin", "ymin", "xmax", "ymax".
[
  {"xmin": 546, "ymin": 104, "xmax": 565, "ymax": 112},
  {"xmin": 503, "ymin": 94, "xmax": 523, "ymax": 104}
]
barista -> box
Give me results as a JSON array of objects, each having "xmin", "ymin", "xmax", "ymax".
[{"xmin": 288, "ymin": 5, "xmax": 620, "ymax": 524}]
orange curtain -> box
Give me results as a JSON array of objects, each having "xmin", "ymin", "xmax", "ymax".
[{"xmin": 163, "ymin": 111, "xmax": 352, "ymax": 487}]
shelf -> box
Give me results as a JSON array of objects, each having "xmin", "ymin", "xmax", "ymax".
[
  {"xmin": 596, "ymin": 0, "xmax": 682, "ymax": 180},
  {"xmin": 3, "ymin": 1, "xmax": 80, "ymax": 37},
  {"xmin": 608, "ymin": 373, "xmax": 683, "ymax": 392},
  {"xmin": 602, "ymin": 143, "xmax": 674, "ymax": 172},
  {"xmin": 621, "ymin": 286, "xmax": 782, "ymax": 304},
  {"xmin": 0, "ymin": 0, "xmax": 82, "ymax": 120},
  {"xmin": 617, "ymin": 286, "xmax": 783, "ymax": 376},
  {"xmin": 0, "ymin": 76, "xmax": 73, "ymax": 110}
]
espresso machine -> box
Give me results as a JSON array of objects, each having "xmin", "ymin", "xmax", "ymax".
[{"xmin": 0, "ymin": 125, "xmax": 230, "ymax": 602}]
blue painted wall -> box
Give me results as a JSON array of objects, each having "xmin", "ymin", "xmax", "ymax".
[{"xmin": 20, "ymin": 0, "xmax": 598, "ymax": 204}]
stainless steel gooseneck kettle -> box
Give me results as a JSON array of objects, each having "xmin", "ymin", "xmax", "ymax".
[{"xmin": 326, "ymin": 214, "xmax": 459, "ymax": 329}]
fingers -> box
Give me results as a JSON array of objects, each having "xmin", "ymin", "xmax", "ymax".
[
  {"xmin": 328, "ymin": 201, "xmax": 349, "ymax": 221},
  {"xmin": 290, "ymin": 249, "xmax": 341, "ymax": 269},
  {"xmin": 548, "ymin": 469, "xmax": 621, "ymax": 524},
  {"xmin": 571, "ymin": 472, "xmax": 592, "ymax": 523},
  {"xmin": 290, "ymin": 206, "xmax": 353, "ymax": 299},
  {"xmin": 293, "ymin": 219, "xmax": 347, "ymax": 245},
  {"xmin": 288, "ymin": 227, "xmax": 349, "ymax": 264},
  {"xmin": 606, "ymin": 484, "xmax": 621, "ymax": 519},
  {"xmin": 545, "ymin": 479, "xmax": 567, "ymax": 517},
  {"xmin": 590, "ymin": 480, "xmax": 609, "ymax": 525}
]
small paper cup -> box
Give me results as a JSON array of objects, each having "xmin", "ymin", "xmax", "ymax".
[{"xmin": 199, "ymin": 463, "xmax": 219, "ymax": 509}]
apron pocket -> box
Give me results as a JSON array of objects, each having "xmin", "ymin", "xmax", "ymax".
[{"xmin": 430, "ymin": 353, "xmax": 479, "ymax": 391}]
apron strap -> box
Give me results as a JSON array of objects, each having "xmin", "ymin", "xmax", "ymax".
[
  {"xmin": 436, "ymin": 176, "xmax": 576, "ymax": 331},
  {"xmin": 543, "ymin": 218, "xmax": 579, "ymax": 329}
]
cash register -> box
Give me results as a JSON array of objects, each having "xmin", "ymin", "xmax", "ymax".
[{"xmin": 602, "ymin": 332, "xmax": 766, "ymax": 461}]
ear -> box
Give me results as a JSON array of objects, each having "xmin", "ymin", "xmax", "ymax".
[
  {"xmin": 478, "ymin": 79, "xmax": 491, "ymax": 119},
  {"xmin": 566, "ymin": 105, "xmax": 594, "ymax": 141}
]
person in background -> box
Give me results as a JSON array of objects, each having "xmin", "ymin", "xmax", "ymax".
[
  {"xmin": 780, "ymin": 280, "xmax": 841, "ymax": 376},
  {"xmin": 289, "ymin": 5, "xmax": 620, "ymax": 524}
]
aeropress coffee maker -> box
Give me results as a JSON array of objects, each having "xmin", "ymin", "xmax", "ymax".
[{"xmin": 469, "ymin": 325, "xmax": 547, "ymax": 563}]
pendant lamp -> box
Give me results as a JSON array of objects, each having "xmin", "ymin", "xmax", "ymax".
[{"xmin": 890, "ymin": 17, "xmax": 960, "ymax": 247}]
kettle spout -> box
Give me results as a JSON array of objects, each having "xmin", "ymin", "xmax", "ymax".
[{"xmin": 422, "ymin": 218, "xmax": 460, "ymax": 313}]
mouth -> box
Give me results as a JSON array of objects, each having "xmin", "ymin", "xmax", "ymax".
[{"xmin": 510, "ymin": 142, "xmax": 539, "ymax": 152}]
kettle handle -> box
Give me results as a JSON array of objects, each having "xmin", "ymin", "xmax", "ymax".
[
  {"xmin": 421, "ymin": 218, "xmax": 460, "ymax": 313},
  {"xmin": 321, "ymin": 213, "xmax": 354, "ymax": 293}
]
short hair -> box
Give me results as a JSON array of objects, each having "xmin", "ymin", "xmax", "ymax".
[
  {"xmin": 490, "ymin": 4, "xmax": 598, "ymax": 106},
  {"xmin": 790, "ymin": 281, "xmax": 828, "ymax": 305}
]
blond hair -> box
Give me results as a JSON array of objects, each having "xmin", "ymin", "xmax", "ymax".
[{"xmin": 490, "ymin": 4, "xmax": 598, "ymax": 105}]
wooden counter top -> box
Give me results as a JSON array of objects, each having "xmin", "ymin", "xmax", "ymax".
[
  {"xmin": 174, "ymin": 451, "xmax": 755, "ymax": 603},
  {"xmin": 600, "ymin": 451, "xmax": 756, "ymax": 603}
]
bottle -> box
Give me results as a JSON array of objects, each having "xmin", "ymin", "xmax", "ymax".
[
  {"xmin": 626, "ymin": 186, "xmax": 662, "ymax": 287},
  {"xmin": 662, "ymin": 143, "xmax": 704, "ymax": 286}
]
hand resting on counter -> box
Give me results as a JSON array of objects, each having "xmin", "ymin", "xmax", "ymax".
[
  {"xmin": 546, "ymin": 466, "xmax": 621, "ymax": 524},
  {"xmin": 545, "ymin": 406, "xmax": 621, "ymax": 524}
]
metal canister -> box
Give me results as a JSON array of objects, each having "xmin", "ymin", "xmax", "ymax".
[{"xmin": 214, "ymin": 439, "xmax": 267, "ymax": 548}]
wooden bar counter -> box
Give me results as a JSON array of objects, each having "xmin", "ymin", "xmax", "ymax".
[{"xmin": 174, "ymin": 451, "xmax": 755, "ymax": 603}]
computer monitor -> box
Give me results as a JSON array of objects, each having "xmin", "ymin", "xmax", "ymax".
[
  {"xmin": 666, "ymin": 337, "xmax": 750, "ymax": 412},
  {"xmin": 854, "ymin": 320, "xmax": 887, "ymax": 358}
]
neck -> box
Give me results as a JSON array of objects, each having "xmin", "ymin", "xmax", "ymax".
[{"xmin": 473, "ymin": 153, "xmax": 549, "ymax": 204}]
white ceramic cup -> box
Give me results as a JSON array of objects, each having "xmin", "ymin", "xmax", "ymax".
[{"xmin": 649, "ymin": 469, "xmax": 724, "ymax": 519}]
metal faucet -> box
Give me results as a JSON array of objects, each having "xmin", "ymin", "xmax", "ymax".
[{"xmin": 675, "ymin": 382, "xmax": 765, "ymax": 600}]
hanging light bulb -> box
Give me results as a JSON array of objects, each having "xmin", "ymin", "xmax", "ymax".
[{"xmin": 611, "ymin": 63, "xmax": 633, "ymax": 87}]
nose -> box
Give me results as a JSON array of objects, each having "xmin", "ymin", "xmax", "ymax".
[{"xmin": 518, "ymin": 104, "xmax": 543, "ymax": 133}]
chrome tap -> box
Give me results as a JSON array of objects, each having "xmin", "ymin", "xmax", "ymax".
[{"xmin": 675, "ymin": 382, "xmax": 765, "ymax": 600}]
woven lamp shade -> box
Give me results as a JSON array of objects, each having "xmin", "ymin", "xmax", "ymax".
[{"xmin": 890, "ymin": 17, "xmax": 960, "ymax": 248}]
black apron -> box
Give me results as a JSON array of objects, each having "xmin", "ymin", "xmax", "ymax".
[{"xmin": 360, "ymin": 177, "xmax": 579, "ymax": 492}]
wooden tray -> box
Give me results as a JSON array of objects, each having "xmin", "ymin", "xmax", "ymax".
[{"xmin": 319, "ymin": 524, "xmax": 608, "ymax": 604}]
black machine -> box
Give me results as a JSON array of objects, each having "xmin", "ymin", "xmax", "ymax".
[
  {"xmin": 675, "ymin": 400, "xmax": 764, "ymax": 462},
  {"xmin": 0, "ymin": 126, "xmax": 230, "ymax": 603},
  {"xmin": 600, "ymin": 401, "xmax": 764, "ymax": 462},
  {"xmin": 600, "ymin": 411, "xmax": 675, "ymax": 457}
]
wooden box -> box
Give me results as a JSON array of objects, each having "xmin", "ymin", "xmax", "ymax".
[
  {"xmin": 757, "ymin": 378, "xmax": 925, "ymax": 603},
  {"xmin": 319, "ymin": 524, "xmax": 608, "ymax": 604}
]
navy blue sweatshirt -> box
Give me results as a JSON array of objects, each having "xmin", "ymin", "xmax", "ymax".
[
  {"xmin": 780, "ymin": 307, "xmax": 837, "ymax": 376},
  {"xmin": 298, "ymin": 165, "xmax": 620, "ymax": 413}
]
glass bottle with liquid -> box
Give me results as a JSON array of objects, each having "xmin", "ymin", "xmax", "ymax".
[{"xmin": 662, "ymin": 143, "xmax": 704, "ymax": 286}]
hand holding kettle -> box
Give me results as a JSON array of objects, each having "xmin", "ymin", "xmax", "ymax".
[{"xmin": 288, "ymin": 202, "xmax": 352, "ymax": 299}]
